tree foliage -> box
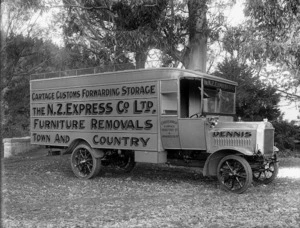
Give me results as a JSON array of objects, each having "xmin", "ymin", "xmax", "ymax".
[
  {"xmin": 214, "ymin": 58, "xmax": 282, "ymax": 121},
  {"xmin": 242, "ymin": 0, "xmax": 300, "ymax": 91},
  {"xmin": 1, "ymin": 33, "xmax": 61, "ymax": 137},
  {"xmin": 62, "ymin": 0, "xmax": 169, "ymax": 68}
]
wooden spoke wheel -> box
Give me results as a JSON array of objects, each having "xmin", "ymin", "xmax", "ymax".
[
  {"xmin": 253, "ymin": 161, "xmax": 278, "ymax": 184},
  {"xmin": 217, "ymin": 155, "xmax": 253, "ymax": 194},
  {"xmin": 71, "ymin": 144, "xmax": 101, "ymax": 179},
  {"xmin": 115, "ymin": 150, "xmax": 136, "ymax": 173}
]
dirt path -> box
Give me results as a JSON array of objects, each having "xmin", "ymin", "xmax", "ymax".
[{"xmin": 2, "ymin": 149, "xmax": 300, "ymax": 228}]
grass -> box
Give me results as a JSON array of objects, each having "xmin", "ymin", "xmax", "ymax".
[{"xmin": 2, "ymin": 149, "xmax": 300, "ymax": 228}]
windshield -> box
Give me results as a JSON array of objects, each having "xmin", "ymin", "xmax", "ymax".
[
  {"xmin": 203, "ymin": 81, "xmax": 235, "ymax": 114},
  {"xmin": 179, "ymin": 78, "xmax": 235, "ymax": 117}
]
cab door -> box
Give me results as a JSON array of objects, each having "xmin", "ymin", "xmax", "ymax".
[
  {"xmin": 160, "ymin": 80, "xmax": 181, "ymax": 149},
  {"xmin": 178, "ymin": 119, "xmax": 206, "ymax": 150},
  {"xmin": 178, "ymin": 78, "xmax": 207, "ymax": 150}
]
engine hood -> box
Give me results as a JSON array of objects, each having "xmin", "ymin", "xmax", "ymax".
[{"xmin": 207, "ymin": 121, "xmax": 274, "ymax": 155}]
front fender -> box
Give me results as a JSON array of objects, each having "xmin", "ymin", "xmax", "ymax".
[
  {"xmin": 210, "ymin": 147, "xmax": 254, "ymax": 156},
  {"xmin": 203, "ymin": 149, "xmax": 251, "ymax": 177}
]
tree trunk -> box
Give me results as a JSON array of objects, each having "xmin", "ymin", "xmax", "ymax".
[
  {"xmin": 135, "ymin": 51, "xmax": 147, "ymax": 69},
  {"xmin": 184, "ymin": 0, "xmax": 208, "ymax": 72}
]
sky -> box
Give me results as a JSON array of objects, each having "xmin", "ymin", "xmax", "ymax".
[{"xmin": 226, "ymin": 0, "xmax": 246, "ymax": 26}]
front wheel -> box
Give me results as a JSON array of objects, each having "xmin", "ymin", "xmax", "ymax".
[
  {"xmin": 217, "ymin": 155, "xmax": 253, "ymax": 194},
  {"xmin": 71, "ymin": 144, "xmax": 101, "ymax": 179}
]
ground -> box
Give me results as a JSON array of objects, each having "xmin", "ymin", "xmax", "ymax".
[{"xmin": 2, "ymin": 148, "xmax": 300, "ymax": 228}]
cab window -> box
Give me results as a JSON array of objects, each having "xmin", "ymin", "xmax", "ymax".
[
  {"xmin": 160, "ymin": 80, "xmax": 178, "ymax": 115},
  {"xmin": 203, "ymin": 79, "xmax": 235, "ymax": 115},
  {"xmin": 180, "ymin": 78, "xmax": 202, "ymax": 118}
]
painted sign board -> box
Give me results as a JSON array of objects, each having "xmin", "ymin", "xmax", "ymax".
[
  {"xmin": 160, "ymin": 117, "xmax": 181, "ymax": 149},
  {"xmin": 30, "ymin": 81, "xmax": 159, "ymax": 151}
]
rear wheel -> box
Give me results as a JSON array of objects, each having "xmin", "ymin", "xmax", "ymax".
[
  {"xmin": 115, "ymin": 150, "xmax": 136, "ymax": 173},
  {"xmin": 71, "ymin": 144, "xmax": 101, "ymax": 179},
  {"xmin": 217, "ymin": 155, "xmax": 253, "ymax": 194}
]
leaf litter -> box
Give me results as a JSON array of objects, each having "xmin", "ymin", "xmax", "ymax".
[{"xmin": 2, "ymin": 151, "xmax": 300, "ymax": 228}]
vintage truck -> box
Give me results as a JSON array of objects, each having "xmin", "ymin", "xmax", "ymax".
[{"xmin": 30, "ymin": 67, "xmax": 278, "ymax": 193}]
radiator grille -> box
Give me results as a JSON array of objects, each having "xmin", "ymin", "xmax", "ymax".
[
  {"xmin": 264, "ymin": 129, "xmax": 274, "ymax": 155},
  {"xmin": 213, "ymin": 138, "xmax": 252, "ymax": 147}
]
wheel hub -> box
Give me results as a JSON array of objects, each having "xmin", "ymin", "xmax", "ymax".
[{"xmin": 79, "ymin": 159, "xmax": 87, "ymax": 164}]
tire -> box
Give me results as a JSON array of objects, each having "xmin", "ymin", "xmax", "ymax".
[
  {"xmin": 217, "ymin": 155, "xmax": 253, "ymax": 194},
  {"xmin": 71, "ymin": 144, "xmax": 101, "ymax": 179},
  {"xmin": 115, "ymin": 150, "xmax": 136, "ymax": 173},
  {"xmin": 253, "ymin": 161, "xmax": 279, "ymax": 184}
]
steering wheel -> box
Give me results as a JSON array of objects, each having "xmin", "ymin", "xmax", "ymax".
[{"xmin": 189, "ymin": 113, "xmax": 201, "ymax": 118}]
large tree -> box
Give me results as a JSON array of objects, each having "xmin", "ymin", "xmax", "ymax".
[{"xmin": 60, "ymin": 0, "xmax": 232, "ymax": 71}]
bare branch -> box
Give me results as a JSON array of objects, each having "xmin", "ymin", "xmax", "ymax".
[{"xmin": 52, "ymin": 4, "xmax": 109, "ymax": 10}]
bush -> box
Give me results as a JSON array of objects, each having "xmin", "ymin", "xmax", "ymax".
[
  {"xmin": 272, "ymin": 121, "xmax": 300, "ymax": 152},
  {"xmin": 2, "ymin": 76, "xmax": 30, "ymax": 138}
]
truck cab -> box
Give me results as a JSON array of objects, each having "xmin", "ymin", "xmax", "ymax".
[
  {"xmin": 161, "ymin": 76, "xmax": 236, "ymax": 151},
  {"xmin": 158, "ymin": 72, "xmax": 278, "ymax": 193}
]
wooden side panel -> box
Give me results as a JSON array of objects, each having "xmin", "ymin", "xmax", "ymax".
[{"xmin": 30, "ymin": 80, "xmax": 159, "ymax": 151}]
